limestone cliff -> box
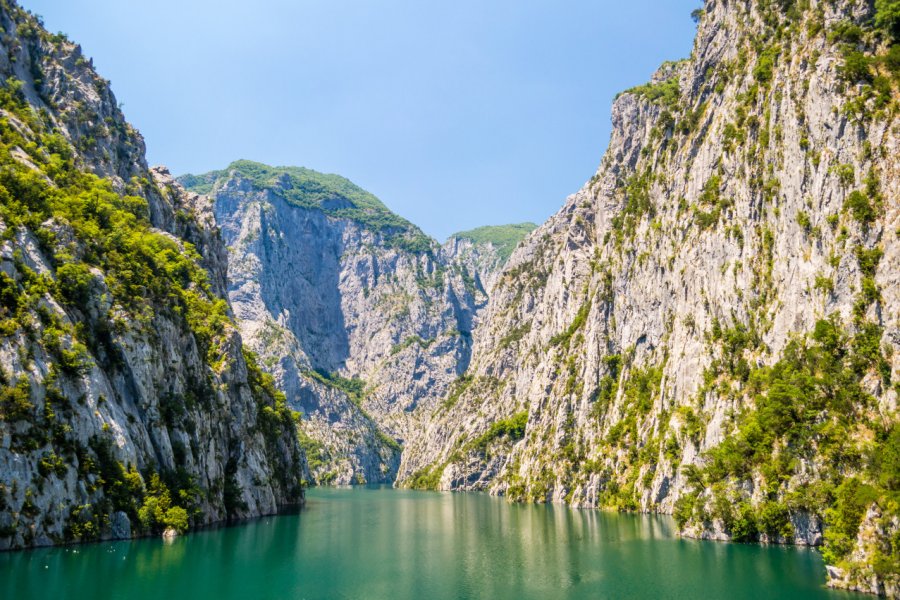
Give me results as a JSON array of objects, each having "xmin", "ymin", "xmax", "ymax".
[
  {"xmin": 0, "ymin": 1, "xmax": 304, "ymax": 549},
  {"xmin": 401, "ymin": 0, "xmax": 900, "ymax": 594},
  {"xmin": 443, "ymin": 223, "xmax": 538, "ymax": 301},
  {"xmin": 181, "ymin": 164, "xmax": 529, "ymax": 485}
]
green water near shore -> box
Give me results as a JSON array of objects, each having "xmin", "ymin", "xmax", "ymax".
[{"xmin": 1, "ymin": 486, "xmax": 862, "ymax": 599}]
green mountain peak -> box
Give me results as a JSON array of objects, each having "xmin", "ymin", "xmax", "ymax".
[
  {"xmin": 179, "ymin": 160, "xmax": 433, "ymax": 253},
  {"xmin": 449, "ymin": 223, "xmax": 538, "ymax": 261}
]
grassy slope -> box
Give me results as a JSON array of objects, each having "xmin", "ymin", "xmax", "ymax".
[
  {"xmin": 448, "ymin": 223, "xmax": 538, "ymax": 262},
  {"xmin": 180, "ymin": 160, "xmax": 434, "ymax": 253}
]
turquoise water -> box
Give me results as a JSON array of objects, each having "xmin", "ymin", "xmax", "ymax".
[{"xmin": 1, "ymin": 486, "xmax": 862, "ymax": 599}]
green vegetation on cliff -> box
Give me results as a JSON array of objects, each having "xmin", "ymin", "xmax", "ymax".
[
  {"xmin": 181, "ymin": 160, "xmax": 434, "ymax": 254},
  {"xmin": 675, "ymin": 315, "xmax": 897, "ymax": 573},
  {"xmin": 0, "ymin": 35, "xmax": 302, "ymax": 541},
  {"xmin": 449, "ymin": 222, "xmax": 538, "ymax": 262}
]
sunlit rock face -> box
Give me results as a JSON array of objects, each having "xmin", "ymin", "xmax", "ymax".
[
  {"xmin": 186, "ymin": 163, "xmax": 524, "ymax": 485},
  {"xmin": 0, "ymin": 2, "xmax": 305, "ymax": 550},
  {"xmin": 399, "ymin": 0, "xmax": 900, "ymax": 594}
]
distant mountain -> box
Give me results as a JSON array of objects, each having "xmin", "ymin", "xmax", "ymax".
[
  {"xmin": 442, "ymin": 223, "xmax": 538, "ymax": 300},
  {"xmin": 180, "ymin": 162, "xmax": 531, "ymax": 485},
  {"xmin": 449, "ymin": 223, "xmax": 538, "ymax": 262},
  {"xmin": 182, "ymin": 160, "xmax": 432, "ymax": 253}
]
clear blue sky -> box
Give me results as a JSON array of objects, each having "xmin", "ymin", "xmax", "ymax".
[{"xmin": 25, "ymin": 0, "xmax": 699, "ymax": 240}]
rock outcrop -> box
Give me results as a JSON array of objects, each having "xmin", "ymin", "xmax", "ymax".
[
  {"xmin": 443, "ymin": 223, "xmax": 538, "ymax": 297},
  {"xmin": 401, "ymin": 0, "xmax": 900, "ymax": 593},
  {"xmin": 0, "ymin": 2, "xmax": 304, "ymax": 549}
]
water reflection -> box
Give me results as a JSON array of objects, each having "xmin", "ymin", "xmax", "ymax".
[{"xmin": 1, "ymin": 486, "xmax": 862, "ymax": 600}]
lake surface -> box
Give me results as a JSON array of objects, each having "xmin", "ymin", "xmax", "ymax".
[{"xmin": 1, "ymin": 486, "xmax": 862, "ymax": 599}]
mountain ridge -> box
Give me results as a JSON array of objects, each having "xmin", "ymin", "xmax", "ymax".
[
  {"xmin": 181, "ymin": 161, "xmax": 536, "ymax": 485},
  {"xmin": 1, "ymin": 0, "xmax": 899, "ymax": 596}
]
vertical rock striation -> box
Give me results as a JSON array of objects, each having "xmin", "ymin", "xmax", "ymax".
[
  {"xmin": 181, "ymin": 163, "xmax": 531, "ymax": 484},
  {"xmin": 402, "ymin": 0, "xmax": 900, "ymax": 594},
  {"xmin": 0, "ymin": 1, "xmax": 304, "ymax": 549},
  {"xmin": 443, "ymin": 223, "xmax": 539, "ymax": 297}
]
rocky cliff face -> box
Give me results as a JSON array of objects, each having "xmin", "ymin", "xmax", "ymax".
[
  {"xmin": 401, "ymin": 0, "xmax": 900, "ymax": 594},
  {"xmin": 182, "ymin": 163, "xmax": 527, "ymax": 485},
  {"xmin": 0, "ymin": 1, "xmax": 304, "ymax": 549},
  {"xmin": 443, "ymin": 223, "xmax": 538, "ymax": 297}
]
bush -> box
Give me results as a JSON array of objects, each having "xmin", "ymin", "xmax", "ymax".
[
  {"xmin": 731, "ymin": 504, "xmax": 759, "ymax": 542},
  {"xmin": 812, "ymin": 317, "xmax": 842, "ymax": 351},
  {"xmin": 841, "ymin": 50, "xmax": 873, "ymax": 83},
  {"xmin": 885, "ymin": 44, "xmax": 900, "ymax": 80},
  {"xmin": 855, "ymin": 245, "xmax": 883, "ymax": 277},
  {"xmin": 673, "ymin": 492, "xmax": 698, "ymax": 529},
  {"xmin": 844, "ymin": 190, "xmax": 875, "ymax": 224},
  {"xmin": 590, "ymin": 375, "xmax": 619, "ymax": 419},
  {"xmin": 163, "ymin": 506, "xmax": 189, "ymax": 534},
  {"xmin": 877, "ymin": 426, "xmax": 900, "ymax": 491},
  {"xmin": 550, "ymin": 300, "xmax": 591, "ymax": 347},
  {"xmin": 835, "ymin": 164, "xmax": 855, "ymax": 187},
  {"xmin": 622, "ymin": 366, "xmax": 663, "ymax": 415},
  {"xmin": 138, "ymin": 473, "xmax": 180, "ymax": 534},
  {"xmin": 829, "ymin": 21, "xmax": 864, "ymax": 45},
  {"xmin": 875, "ymin": 0, "xmax": 900, "ymax": 40},
  {"xmin": 407, "ymin": 464, "xmax": 443, "ymax": 491},
  {"xmin": 55, "ymin": 262, "xmax": 93, "ymax": 307},
  {"xmin": 38, "ymin": 452, "xmax": 67, "ymax": 477},
  {"xmin": 694, "ymin": 208, "xmax": 720, "ymax": 229},
  {"xmin": 0, "ymin": 272, "xmax": 20, "ymax": 314},
  {"xmin": 138, "ymin": 495, "xmax": 163, "ymax": 532},
  {"xmin": 758, "ymin": 501, "xmax": 793, "ymax": 540},
  {"xmin": 58, "ymin": 342, "xmax": 91, "ymax": 375},
  {"xmin": 0, "ymin": 377, "xmax": 33, "ymax": 421},
  {"xmin": 624, "ymin": 78, "xmax": 680, "ymax": 108},
  {"xmin": 469, "ymin": 412, "xmax": 529, "ymax": 453},
  {"xmin": 754, "ymin": 48, "xmax": 778, "ymax": 83},
  {"xmin": 823, "ymin": 478, "xmax": 878, "ymax": 564},
  {"xmin": 89, "ymin": 436, "xmax": 144, "ymax": 516}
]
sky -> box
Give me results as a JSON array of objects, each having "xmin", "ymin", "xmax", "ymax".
[{"xmin": 25, "ymin": 0, "xmax": 699, "ymax": 241}]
